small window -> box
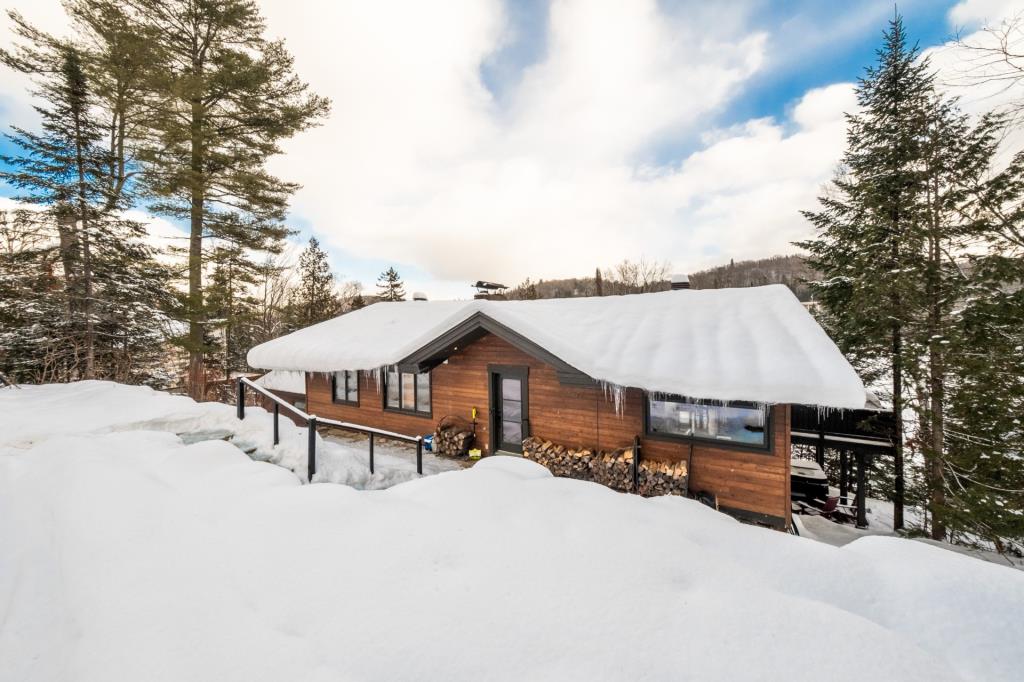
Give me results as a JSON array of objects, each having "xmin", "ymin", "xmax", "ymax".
[
  {"xmin": 332, "ymin": 370, "xmax": 359, "ymax": 405},
  {"xmin": 386, "ymin": 367, "xmax": 400, "ymax": 408},
  {"xmin": 416, "ymin": 371, "xmax": 430, "ymax": 413},
  {"xmin": 401, "ymin": 372, "xmax": 416, "ymax": 410},
  {"xmin": 384, "ymin": 368, "xmax": 431, "ymax": 415},
  {"xmin": 647, "ymin": 395, "xmax": 768, "ymax": 450}
]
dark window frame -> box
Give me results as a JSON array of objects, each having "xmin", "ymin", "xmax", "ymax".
[
  {"xmin": 331, "ymin": 370, "xmax": 360, "ymax": 406},
  {"xmin": 643, "ymin": 393, "xmax": 774, "ymax": 454},
  {"xmin": 382, "ymin": 367, "xmax": 433, "ymax": 418},
  {"xmin": 488, "ymin": 364, "xmax": 530, "ymax": 454}
]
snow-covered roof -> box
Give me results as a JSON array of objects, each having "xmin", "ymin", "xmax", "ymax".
[
  {"xmin": 247, "ymin": 285, "xmax": 866, "ymax": 409},
  {"xmin": 255, "ymin": 370, "xmax": 306, "ymax": 394}
]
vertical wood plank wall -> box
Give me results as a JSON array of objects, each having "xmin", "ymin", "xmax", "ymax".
[{"xmin": 305, "ymin": 332, "xmax": 791, "ymax": 525}]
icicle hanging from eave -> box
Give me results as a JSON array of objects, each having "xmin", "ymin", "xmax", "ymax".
[{"xmin": 599, "ymin": 380, "xmax": 627, "ymax": 417}]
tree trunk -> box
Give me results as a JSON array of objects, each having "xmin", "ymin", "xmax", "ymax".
[
  {"xmin": 72, "ymin": 100, "xmax": 95, "ymax": 380},
  {"xmin": 927, "ymin": 177, "xmax": 946, "ymax": 541},
  {"xmin": 187, "ymin": 90, "xmax": 206, "ymax": 400},
  {"xmin": 892, "ymin": 325, "xmax": 905, "ymax": 530}
]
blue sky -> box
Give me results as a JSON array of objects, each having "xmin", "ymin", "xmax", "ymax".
[{"xmin": 0, "ymin": 0, "xmax": 1016, "ymax": 299}]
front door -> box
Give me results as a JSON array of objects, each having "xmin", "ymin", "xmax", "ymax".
[{"xmin": 490, "ymin": 366, "xmax": 529, "ymax": 454}]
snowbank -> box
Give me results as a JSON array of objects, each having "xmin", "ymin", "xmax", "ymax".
[
  {"xmin": 247, "ymin": 286, "xmax": 867, "ymax": 409},
  {"xmin": 0, "ymin": 381, "xmax": 440, "ymax": 488},
  {"xmin": 2, "ymin": 383, "xmax": 1023, "ymax": 682}
]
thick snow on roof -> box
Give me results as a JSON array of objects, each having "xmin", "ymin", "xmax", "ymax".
[
  {"xmin": 247, "ymin": 285, "xmax": 866, "ymax": 409},
  {"xmin": 254, "ymin": 370, "xmax": 305, "ymax": 394}
]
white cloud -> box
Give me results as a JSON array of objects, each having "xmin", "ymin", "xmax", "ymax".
[
  {"xmin": 4, "ymin": 0, "xmax": 1024, "ymax": 296},
  {"xmin": 949, "ymin": 0, "xmax": 1024, "ymax": 28}
]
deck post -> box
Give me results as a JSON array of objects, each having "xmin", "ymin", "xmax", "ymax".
[
  {"xmin": 307, "ymin": 416, "xmax": 318, "ymax": 483},
  {"xmin": 839, "ymin": 449, "xmax": 848, "ymax": 505},
  {"xmin": 369, "ymin": 433, "xmax": 375, "ymax": 474},
  {"xmin": 273, "ymin": 403, "xmax": 279, "ymax": 446},
  {"xmin": 855, "ymin": 450, "xmax": 867, "ymax": 528},
  {"xmin": 237, "ymin": 380, "xmax": 245, "ymax": 420},
  {"xmin": 815, "ymin": 428, "xmax": 825, "ymax": 467},
  {"xmin": 632, "ymin": 434, "xmax": 641, "ymax": 493},
  {"xmin": 416, "ymin": 437, "xmax": 423, "ymax": 475}
]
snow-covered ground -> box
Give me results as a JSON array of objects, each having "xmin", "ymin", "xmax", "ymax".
[
  {"xmin": 0, "ymin": 380, "xmax": 455, "ymax": 490},
  {"xmin": 3, "ymin": 382, "xmax": 1024, "ymax": 681}
]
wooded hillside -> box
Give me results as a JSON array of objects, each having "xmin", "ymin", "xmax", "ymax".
[
  {"xmin": 508, "ymin": 254, "xmax": 818, "ymax": 301},
  {"xmin": 689, "ymin": 255, "xmax": 819, "ymax": 302}
]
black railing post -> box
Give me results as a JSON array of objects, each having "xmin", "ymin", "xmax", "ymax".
[
  {"xmin": 416, "ymin": 437, "xmax": 423, "ymax": 475},
  {"xmin": 855, "ymin": 450, "xmax": 867, "ymax": 528},
  {"xmin": 237, "ymin": 379, "xmax": 245, "ymax": 420},
  {"xmin": 307, "ymin": 416, "xmax": 318, "ymax": 483},
  {"xmin": 839, "ymin": 449, "xmax": 848, "ymax": 505},
  {"xmin": 273, "ymin": 403, "xmax": 280, "ymax": 446},
  {"xmin": 369, "ymin": 433, "xmax": 375, "ymax": 474},
  {"xmin": 632, "ymin": 434, "xmax": 641, "ymax": 493}
]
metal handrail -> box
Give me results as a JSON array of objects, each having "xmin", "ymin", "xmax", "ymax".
[
  {"xmin": 237, "ymin": 376, "xmax": 424, "ymax": 481},
  {"xmin": 240, "ymin": 377, "xmax": 311, "ymax": 421}
]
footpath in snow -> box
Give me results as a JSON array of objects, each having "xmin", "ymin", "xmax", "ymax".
[{"xmin": 2, "ymin": 382, "xmax": 1024, "ymax": 682}]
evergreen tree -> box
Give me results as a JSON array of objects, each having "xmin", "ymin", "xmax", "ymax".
[
  {"xmin": 121, "ymin": 0, "xmax": 330, "ymax": 399},
  {"xmin": 594, "ymin": 267, "xmax": 603, "ymax": 296},
  {"xmin": 0, "ymin": 209, "xmax": 74, "ymax": 382},
  {"xmin": 289, "ymin": 237, "xmax": 339, "ymax": 327},
  {"xmin": 799, "ymin": 14, "xmax": 934, "ymax": 530},
  {"xmin": 348, "ymin": 293, "xmax": 367, "ymax": 311},
  {"xmin": 1, "ymin": 26, "xmax": 108, "ymax": 378},
  {"xmin": 376, "ymin": 267, "xmax": 406, "ymax": 301},
  {"xmin": 206, "ymin": 242, "xmax": 261, "ymax": 375},
  {"xmin": 801, "ymin": 14, "xmax": 1024, "ymax": 549}
]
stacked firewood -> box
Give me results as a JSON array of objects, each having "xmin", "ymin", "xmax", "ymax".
[
  {"xmin": 434, "ymin": 427, "xmax": 474, "ymax": 457},
  {"xmin": 523, "ymin": 436, "xmax": 687, "ymax": 497},
  {"xmin": 636, "ymin": 459, "xmax": 689, "ymax": 497}
]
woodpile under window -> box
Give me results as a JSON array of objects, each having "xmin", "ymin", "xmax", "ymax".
[{"xmin": 523, "ymin": 437, "xmax": 688, "ymax": 497}]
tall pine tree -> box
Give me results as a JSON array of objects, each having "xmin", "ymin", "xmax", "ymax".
[{"xmin": 121, "ymin": 0, "xmax": 330, "ymax": 399}]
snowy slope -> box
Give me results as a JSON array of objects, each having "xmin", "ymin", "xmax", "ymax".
[
  {"xmin": 247, "ymin": 286, "xmax": 866, "ymax": 409},
  {"xmin": 2, "ymin": 383, "xmax": 1023, "ymax": 682}
]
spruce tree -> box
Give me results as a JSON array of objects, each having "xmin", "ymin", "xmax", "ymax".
[
  {"xmin": 799, "ymin": 14, "xmax": 934, "ymax": 530},
  {"xmin": 376, "ymin": 267, "xmax": 406, "ymax": 302},
  {"xmin": 207, "ymin": 242, "xmax": 261, "ymax": 375},
  {"xmin": 1, "ymin": 25, "xmax": 109, "ymax": 378},
  {"xmin": 121, "ymin": 0, "xmax": 330, "ymax": 399},
  {"xmin": 289, "ymin": 237, "xmax": 339, "ymax": 327}
]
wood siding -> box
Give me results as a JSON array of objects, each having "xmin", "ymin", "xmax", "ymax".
[{"xmin": 305, "ymin": 332, "xmax": 791, "ymax": 526}]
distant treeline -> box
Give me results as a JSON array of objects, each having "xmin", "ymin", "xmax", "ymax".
[
  {"xmin": 688, "ymin": 255, "xmax": 819, "ymax": 302},
  {"xmin": 508, "ymin": 254, "xmax": 818, "ymax": 301}
]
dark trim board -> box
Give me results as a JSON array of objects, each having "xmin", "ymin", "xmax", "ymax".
[
  {"xmin": 718, "ymin": 505, "xmax": 787, "ymax": 529},
  {"xmin": 400, "ymin": 311, "xmax": 595, "ymax": 386}
]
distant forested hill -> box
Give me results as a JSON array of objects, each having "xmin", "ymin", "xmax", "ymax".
[
  {"xmin": 689, "ymin": 255, "xmax": 819, "ymax": 301},
  {"xmin": 508, "ymin": 255, "xmax": 818, "ymax": 301}
]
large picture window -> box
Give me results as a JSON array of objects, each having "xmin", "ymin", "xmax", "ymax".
[
  {"xmin": 647, "ymin": 396, "xmax": 769, "ymax": 450},
  {"xmin": 384, "ymin": 367, "xmax": 431, "ymax": 415},
  {"xmin": 332, "ymin": 370, "xmax": 359, "ymax": 405}
]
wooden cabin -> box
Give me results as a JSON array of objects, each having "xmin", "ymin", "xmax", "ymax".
[{"xmin": 248, "ymin": 285, "xmax": 868, "ymax": 530}]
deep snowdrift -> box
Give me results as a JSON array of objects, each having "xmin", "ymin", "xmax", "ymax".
[{"xmin": 2, "ymin": 383, "xmax": 1023, "ymax": 682}]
